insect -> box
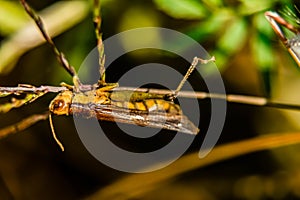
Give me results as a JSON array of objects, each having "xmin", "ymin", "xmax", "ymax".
[
  {"xmin": 3, "ymin": 1, "xmax": 300, "ymax": 152},
  {"xmin": 265, "ymin": 8, "xmax": 300, "ymax": 67},
  {"xmin": 0, "ymin": 0, "xmax": 218, "ymax": 151}
]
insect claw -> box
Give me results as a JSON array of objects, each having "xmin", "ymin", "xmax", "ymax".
[{"xmin": 196, "ymin": 56, "xmax": 216, "ymax": 64}]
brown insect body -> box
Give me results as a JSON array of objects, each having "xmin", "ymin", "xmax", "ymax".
[{"xmin": 49, "ymin": 86, "xmax": 199, "ymax": 135}]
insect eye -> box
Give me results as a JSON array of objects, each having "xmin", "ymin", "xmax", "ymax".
[{"xmin": 53, "ymin": 100, "xmax": 65, "ymax": 110}]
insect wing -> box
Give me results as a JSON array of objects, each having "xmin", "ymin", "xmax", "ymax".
[{"xmin": 71, "ymin": 103, "xmax": 199, "ymax": 135}]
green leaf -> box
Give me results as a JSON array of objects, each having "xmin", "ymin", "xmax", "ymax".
[
  {"xmin": 153, "ymin": 0, "xmax": 207, "ymax": 19},
  {"xmin": 187, "ymin": 9, "xmax": 233, "ymax": 42},
  {"xmin": 254, "ymin": 13, "xmax": 273, "ymax": 36},
  {"xmin": 252, "ymin": 14, "xmax": 275, "ymax": 71},
  {"xmin": 202, "ymin": 0, "xmax": 224, "ymax": 7},
  {"xmin": 238, "ymin": 0, "xmax": 273, "ymax": 15},
  {"xmin": 252, "ymin": 33, "xmax": 274, "ymax": 71},
  {"xmin": 251, "ymin": 31, "xmax": 275, "ymax": 96},
  {"xmin": 217, "ymin": 18, "xmax": 247, "ymax": 55}
]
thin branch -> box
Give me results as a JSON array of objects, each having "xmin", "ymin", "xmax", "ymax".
[
  {"xmin": 0, "ymin": 85, "xmax": 68, "ymax": 94},
  {"xmin": 0, "ymin": 92, "xmax": 45, "ymax": 113},
  {"xmin": 1, "ymin": 84, "xmax": 300, "ymax": 151},
  {"xmin": 93, "ymin": 0, "xmax": 106, "ymax": 84},
  {"xmin": 1, "ymin": 84, "xmax": 300, "ymax": 111},
  {"xmin": 19, "ymin": 0, "xmax": 78, "ymax": 78},
  {"xmin": 0, "ymin": 112, "xmax": 49, "ymax": 139},
  {"xmin": 113, "ymin": 87, "xmax": 300, "ymax": 111}
]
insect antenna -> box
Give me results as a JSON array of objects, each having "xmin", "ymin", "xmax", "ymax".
[
  {"xmin": 48, "ymin": 113, "xmax": 64, "ymax": 151},
  {"xmin": 169, "ymin": 56, "xmax": 215, "ymax": 100},
  {"xmin": 19, "ymin": 0, "xmax": 82, "ymax": 90},
  {"xmin": 93, "ymin": 0, "xmax": 106, "ymax": 86}
]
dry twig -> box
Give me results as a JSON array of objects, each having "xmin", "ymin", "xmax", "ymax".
[{"xmin": 0, "ymin": 112, "xmax": 49, "ymax": 139}]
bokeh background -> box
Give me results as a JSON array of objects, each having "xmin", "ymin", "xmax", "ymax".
[{"xmin": 1, "ymin": 0, "xmax": 300, "ymax": 199}]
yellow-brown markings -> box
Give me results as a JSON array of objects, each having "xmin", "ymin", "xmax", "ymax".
[
  {"xmin": 144, "ymin": 99, "xmax": 156, "ymax": 111},
  {"xmin": 127, "ymin": 102, "xmax": 135, "ymax": 110},
  {"xmin": 134, "ymin": 102, "xmax": 147, "ymax": 111}
]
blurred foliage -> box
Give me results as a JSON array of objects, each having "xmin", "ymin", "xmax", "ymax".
[
  {"xmin": 0, "ymin": 0, "xmax": 28, "ymax": 35},
  {"xmin": 154, "ymin": 0, "xmax": 207, "ymax": 19},
  {"xmin": 1, "ymin": 0, "xmax": 300, "ymax": 200},
  {"xmin": 0, "ymin": 0, "xmax": 298, "ymax": 91},
  {"xmin": 0, "ymin": 1, "xmax": 90, "ymax": 77}
]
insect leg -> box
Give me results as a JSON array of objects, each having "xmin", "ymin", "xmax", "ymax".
[
  {"xmin": 169, "ymin": 56, "xmax": 215, "ymax": 100},
  {"xmin": 265, "ymin": 11, "xmax": 300, "ymax": 67},
  {"xmin": 265, "ymin": 11, "xmax": 296, "ymax": 45}
]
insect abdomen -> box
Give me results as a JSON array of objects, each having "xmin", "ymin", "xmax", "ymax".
[{"xmin": 112, "ymin": 99, "xmax": 181, "ymax": 114}]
